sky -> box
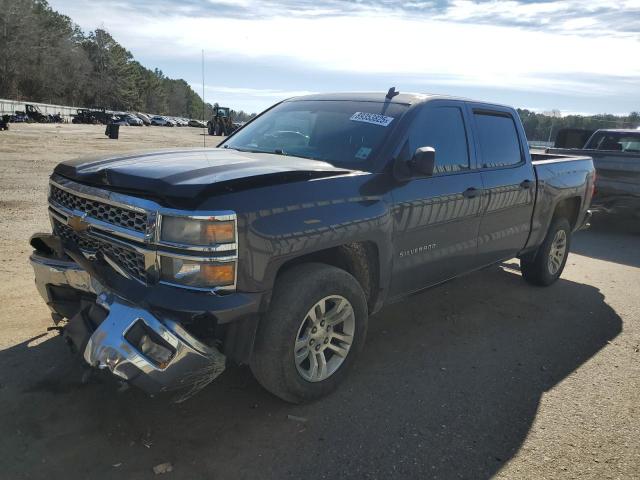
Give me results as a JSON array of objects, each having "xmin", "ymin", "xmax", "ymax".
[{"xmin": 48, "ymin": 0, "xmax": 640, "ymax": 115}]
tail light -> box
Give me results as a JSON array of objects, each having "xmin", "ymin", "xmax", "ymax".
[{"xmin": 591, "ymin": 171, "xmax": 597, "ymax": 198}]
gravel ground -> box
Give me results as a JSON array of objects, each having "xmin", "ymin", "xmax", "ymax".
[{"xmin": 0, "ymin": 123, "xmax": 638, "ymax": 479}]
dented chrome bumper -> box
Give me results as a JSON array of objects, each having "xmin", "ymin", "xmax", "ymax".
[
  {"xmin": 30, "ymin": 253, "xmax": 226, "ymax": 395},
  {"xmin": 30, "ymin": 253, "xmax": 96, "ymax": 306}
]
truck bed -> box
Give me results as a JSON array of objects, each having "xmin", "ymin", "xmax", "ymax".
[
  {"xmin": 530, "ymin": 151, "xmax": 592, "ymax": 164},
  {"xmin": 524, "ymin": 151, "xmax": 595, "ymax": 253}
]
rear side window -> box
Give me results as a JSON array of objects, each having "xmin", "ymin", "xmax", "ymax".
[
  {"xmin": 474, "ymin": 112, "xmax": 522, "ymax": 168},
  {"xmin": 587, "ymin": 132, "xmax": 640, "ymax": 152},
  {"xmin": 409, "ymin": 106, "xmax": 470, "ymax": 173}
]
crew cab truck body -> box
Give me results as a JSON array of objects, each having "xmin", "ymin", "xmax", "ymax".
[
  {"xmin": 30, "ymin": 92, "xmax": 595, "ymax": 402},
  {"xmin": 546, "ymin": 129, "xmax": 640, "ymax": 218}
]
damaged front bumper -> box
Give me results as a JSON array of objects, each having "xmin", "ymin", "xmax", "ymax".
[{"xmin": 31, "ymin": 252, "xmax": 226, "ymax": 395}]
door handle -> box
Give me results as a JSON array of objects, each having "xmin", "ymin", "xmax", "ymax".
[
  {"xmin": 520, "ymin": 179, "xmax": 534, "ymax": 189},
  {"xmin": 462, "ymin": 187, "xmax": 482, "ymax": 199}
]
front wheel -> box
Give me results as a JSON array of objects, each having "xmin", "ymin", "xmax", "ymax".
[
  {"xmin": 250, "ymin": 263, "xmax": 368, "ymax": 403},
  {"xmin": 521, "ymin": 217, "xmax": 571, "ymax": 286}
]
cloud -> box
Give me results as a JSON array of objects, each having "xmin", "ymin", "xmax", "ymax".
[
  {"xmin": 205, "ymin": 86, "xmax": 317, "ymax": 98},
  {"xmin": 135, "ymin": 13, "xmax": 640, "ymax": 85},
  {"xmin": 436, "ymin": 1, "xmax": 640, "ymax": 38},
  {"xmin": 77, "ymin": 0, "xmax": 640, "ymax": 38},
  {"xmin": 48, "ymin": 0, "xmax": 640, "ymax": 114}
]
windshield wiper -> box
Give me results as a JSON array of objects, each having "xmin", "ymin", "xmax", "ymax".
[{"xmin": 230, "ymin": 146, "xmax": 290, "ymax": 156}]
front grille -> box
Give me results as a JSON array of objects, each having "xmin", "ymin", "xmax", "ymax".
[
  {"xmin": 99, "ymin": 242, "xmax": 148, "ymax": 281},
  {"xmin": 53, "ymin": 220, "xmax": 147, "ymax": 282},
  {"xmin": 54, "ymin": 218, "xmax": 100, "ymax": 251},
  {"xmin": 50, "ymin": 185, "xmax": 148, "ymax": 233}
]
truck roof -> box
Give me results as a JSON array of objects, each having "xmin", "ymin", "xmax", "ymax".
[
  {"xmin": 593, "ymin": 129, "xmax": 640, "ymax": 134},
  {"xmin": 286, "ymin": 91, "xmax": 512, "ymax": 109}
]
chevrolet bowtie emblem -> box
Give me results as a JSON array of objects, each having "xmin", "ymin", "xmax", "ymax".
[{"xmin": 67, "ymin": 214, "xmax": 89, "ymax": 232}]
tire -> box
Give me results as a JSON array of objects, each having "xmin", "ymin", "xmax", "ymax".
[
  {"xmin": 521, "ymin": 217, "xmax": 571, "ymax": 286},
  {"xmin": 250, "ymin": 263, "xmax": 368, "ymax": 403}
]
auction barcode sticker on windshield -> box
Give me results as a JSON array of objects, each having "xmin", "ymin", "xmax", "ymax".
[{"xmin": 350, "ymin": 112, "xmax": 394, "ymax": 127}]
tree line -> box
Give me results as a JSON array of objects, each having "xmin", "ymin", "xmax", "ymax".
[
  {"xmin": 518, "ymin": 109, "xmax": 640, "ymax": 142},
  {"xmin": 0, "ymin": 0, "xmax": 256, "ymax": 121}
]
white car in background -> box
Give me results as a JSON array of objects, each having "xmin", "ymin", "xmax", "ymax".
[{"xmin": 150, "ymin": 116, "xmax": 175, "ymax": 127}]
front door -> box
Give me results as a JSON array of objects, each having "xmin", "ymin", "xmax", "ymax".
[{"xmin": 389, "ymin": 103, "xmax": 484, "ymax": 297}]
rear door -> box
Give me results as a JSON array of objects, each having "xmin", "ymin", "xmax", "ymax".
[
  {"xmin": 469, "ymin": 105, "xmax": 536, "ymax": 265},
  {"xmin": 389, "ymin": 101, "xmax": 484, "ymax": 297}
]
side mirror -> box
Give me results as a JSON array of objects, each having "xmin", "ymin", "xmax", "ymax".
[{"xmin": 410, "ymin": 146, "xmax": 436, "ymax": 176}]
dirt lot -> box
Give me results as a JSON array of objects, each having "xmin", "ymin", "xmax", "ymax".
[{"xmin": 0, "ymin": 123, "xmax": 638, "ymax": 479}]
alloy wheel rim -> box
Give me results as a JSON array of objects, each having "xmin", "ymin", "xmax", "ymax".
[
  {"xmin": 548, "ymin": 229, "xmax": 567, "ymax": 275},
  {"xmin": 294, "ymin": 295, "xmax": 355, "ymax": 382}
]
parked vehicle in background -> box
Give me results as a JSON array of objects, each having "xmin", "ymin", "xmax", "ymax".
[
  {"xmin": 18, "ymin": 104, "xmax": 60, "ymax": 123},
  {"xmin": 10, "ymin": 112, "xmax": 28, "ymax": 122},
  {"xmin": 150, "ymin": 115, "xmax": 175, "ymax": 127},
  {"xmin": 124, "ymin": 114, "xmax": 143, "ymax": 126},
  {"xmin": 583, "ymin": 129, "xmax": 640, "ymax": 152},
  {"xmin": 553, "ymin": 128, "xmax": 595, "ymax": 149},
  {"xmin": 72, "ymin": 108, "xmax": 101, "ymax": 124},
  {"xmin": 207, "ymin": 106, "xmax": 233, "ymax": 135},
  {"xmin": 86, "ymin": 108, "xmax": 113, "ymax": 125},
  {"xmin": 547, "ymin": 129, "xmax": 640, "ymax": 218},
  {"xmin": 25, "ymin": 104, "xmax": 48, "ymax": 122},
  {"xmin": 136, "ymin": 113, "xmax": 152, "ymax": 125},
  {"xmin": 110, "ymin": 114, "xmax": 130, "ymax": 126},
  {"xmin": 188, "ymin": 119, "xmax": 206, "ymax": 128},
  {"xmin": 30, "ymin": 91, "xmax": 594, "ymax": 403}
]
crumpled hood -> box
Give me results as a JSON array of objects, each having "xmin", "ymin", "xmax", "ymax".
[{"xmin": 54, "ymin": 148, "xmax": 354, "ymax": 204}]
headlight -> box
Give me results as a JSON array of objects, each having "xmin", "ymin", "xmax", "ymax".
[
  {"xmin": 160, "ymin": 256, "xmax": 235, "ymax": 288},
  {"xmin": 160, "ymin": 216, "xmax": 235, "ymax": 246}
]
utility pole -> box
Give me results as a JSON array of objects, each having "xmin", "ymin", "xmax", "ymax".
[{"xmin": 202, "ymin": 49, "xmax": 205, "ymax": 148}]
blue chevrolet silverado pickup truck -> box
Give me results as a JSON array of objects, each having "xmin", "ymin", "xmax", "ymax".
[{"xmin": 30, "ymin": 91, "xmax": 595, "ymax": 402}]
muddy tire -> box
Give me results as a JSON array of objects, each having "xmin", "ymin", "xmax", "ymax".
[
  {"xmin": 521, "ymin": 217, "xmax": 571, "ymax": 286},
  {"xmin": 250, "ymin": 263, "xmax": 368, "ymax": 403}
]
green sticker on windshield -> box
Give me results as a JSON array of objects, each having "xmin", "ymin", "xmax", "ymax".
[{"xmin": 355, "ymin": 147, "xmax": 372, "ymax": 160}]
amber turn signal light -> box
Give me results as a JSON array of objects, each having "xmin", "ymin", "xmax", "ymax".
[{"xmin": 200, "ymin": 263, "xmax": 235, "ymax": 285}]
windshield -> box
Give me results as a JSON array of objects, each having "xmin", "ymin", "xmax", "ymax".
[{"xmin": 221, "ymin": 100, "xmax": 408, "ymax": 168}]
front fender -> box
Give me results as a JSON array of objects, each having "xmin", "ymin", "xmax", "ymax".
[{"xmin": 234, "ymin": 173, "xmax": 395, "ymax": 298}]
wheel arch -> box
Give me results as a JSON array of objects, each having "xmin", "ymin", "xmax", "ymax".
[
  {"xmin": 273, "ymin": 241, "xmax": 382, "ymax": 314},
  {"xmin": 552, "ymin": 196, "xmax": 582, "ymax": 230}
]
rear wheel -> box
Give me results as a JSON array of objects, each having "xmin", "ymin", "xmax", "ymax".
[
  {"xmin": 521, "ymin": 217, "xmax": 571, "ymax": 286},
  {"xmin": 250, "ymin": 263, "xmax": 368, "ymax": 403}
]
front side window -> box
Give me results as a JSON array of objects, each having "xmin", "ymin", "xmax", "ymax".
[
  {"xmin": 221, "ymin": 100, "xmax": 408, "ymax": 169},
  {"xmin": 474, "ymin": 112, "xmax": 523, "ymax": 168},
  {"xmin": 408, "ymin": 106, "xmax": 470, "ymax": 173}
]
